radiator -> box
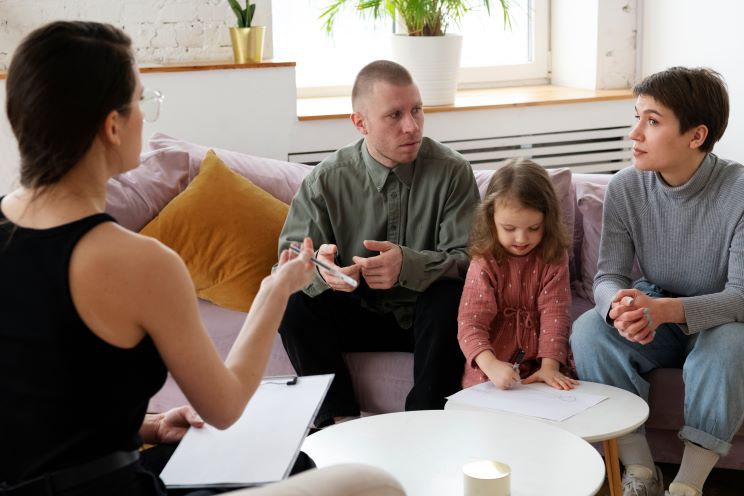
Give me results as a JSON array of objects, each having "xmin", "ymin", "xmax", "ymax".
[{"xmin": 289, "ymin": 125, "xmax": 633, "ymax": 173}]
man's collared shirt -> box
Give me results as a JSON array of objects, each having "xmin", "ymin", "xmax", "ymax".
[{"xmin": 279, "ymin": 137, "xmax": 479, "ymax": 328}]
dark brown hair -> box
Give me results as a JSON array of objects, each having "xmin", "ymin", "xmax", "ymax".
[
  {"xmin": 351, "ymin": 60, "xmax": 414, "ymax": 112},
  {"xmin": 6, "ymin": 21, "xmax": 136, "ymax": 189},
  {"xmin": 469, "ymin": 158, "xmax": 571, "ymax": 264},
  {"xmin": 633, "ymin": 67, "xmax": 728, "ymax": 153}
]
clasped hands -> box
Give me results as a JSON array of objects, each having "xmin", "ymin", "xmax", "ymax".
[
  {"xmin": 609, "ymin": 289, "xmax": 659, "ymax": 345},
  {"xmin": 316, "ymin": 240, "xmax": 402, "ymax": 291}
]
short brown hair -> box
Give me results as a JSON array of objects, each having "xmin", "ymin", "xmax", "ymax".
[
  {"xmin": 469, "ymin": 158, "xmax": 571, "ymax": 264},
  {"xmin": 351, "ymin": 60, "xmax": 414, "ymax": 112},
  {"xmin": 633, "ymin": 67, "xmax": 728, "ymax": 153}
]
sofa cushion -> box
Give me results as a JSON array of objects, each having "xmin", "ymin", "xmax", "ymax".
[
  {"xmin": 575, "ymin": 181, "xmax": 606, "ymax": 302},
  {"xmin": 139, "ymin": 149, "xmax": 288, "ymax": 312},
  {"xmin": 148, "ymin": 132, "xmax": 312, "ymax": 204},
  {"xmin": 574, "ymin": 180, "xmax": 643, "ymax": 303},
  {"xmin": 106, "ymin": 148, "xmax": 195, "ymax": 231}
]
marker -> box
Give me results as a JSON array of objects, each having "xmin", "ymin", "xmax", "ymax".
[
  {"xmin": 512, "ymin": 348, "xmax": 525, "ymax": 372},
  {"xmin": 289, "ymin": 244, "xmax": 358, "ymax": 288}
]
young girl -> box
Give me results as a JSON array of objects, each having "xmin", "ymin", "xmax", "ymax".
[{"xmin": 458, "ymin": 158, "xmax": 577, "ymax": 391}]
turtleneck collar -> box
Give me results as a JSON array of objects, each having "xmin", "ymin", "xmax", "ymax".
[{"xmin": 654, "ymin": 153, "xmax": 716, "ymax": 200}]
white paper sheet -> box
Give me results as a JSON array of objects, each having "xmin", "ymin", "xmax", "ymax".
[
  {"xmin": 446, "ymin": 381, "xmax": 608, "ymax": 422},
  {"xmin": 160, "ymin": 374, "xmax": 333, "ymax": 488}
]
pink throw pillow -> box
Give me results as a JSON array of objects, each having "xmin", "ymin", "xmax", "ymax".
[
  {"xmin": 148, "ymin": 133, "xmax": 312, "ymax": 205},
  {"xmin": 575, "ymin": 182, "xmax": 606, "ymax": 302},
  {"xmin": 106, "ymin": 147, "xmax": 194, "ymax": 231},
  {"xmin": 575, "ymin": 181, "xmax": 641, "ymax": 303}
]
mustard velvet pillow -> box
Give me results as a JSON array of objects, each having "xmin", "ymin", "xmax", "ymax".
[{"xmin": 139, "ymin": 149, "xmax": 288, "ymax": 312}]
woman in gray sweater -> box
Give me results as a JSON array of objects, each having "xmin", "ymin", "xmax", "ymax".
[{"xmin": 571, "ymin": 67, "xmax": 744, "ymax": 496}]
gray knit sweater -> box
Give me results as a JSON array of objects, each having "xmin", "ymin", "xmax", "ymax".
[{"xmin": 594, "ymin": 153, "xmax": 744, "ymax": 333}]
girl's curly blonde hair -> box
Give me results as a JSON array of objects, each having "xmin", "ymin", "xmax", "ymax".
[{"xmin": 470, "ymin": 158, "xmax": 571, "ymax": 264}]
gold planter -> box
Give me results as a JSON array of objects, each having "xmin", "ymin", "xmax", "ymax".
[{"xmin": 229, "ymin": 26, "xmax": 265, "ymax": 64}]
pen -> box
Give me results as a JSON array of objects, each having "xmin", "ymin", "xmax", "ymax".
[
  {"xmin": 289, "ymin": 244, "xmax": 359, "ymax": 288},
  {"xmin": 512, "ymin": 348, "xmax": 525, "ymax": 372}
]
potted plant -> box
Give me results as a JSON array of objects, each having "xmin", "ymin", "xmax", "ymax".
[
  {"xmin": 320, "ymin": 0, "xmax": 511, "ymax": 105},
  {"xmin": 226, "ymin": 0, "xmax": 265, "ymax": 63}
]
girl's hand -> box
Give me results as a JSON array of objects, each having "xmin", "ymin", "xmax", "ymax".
[
  {"xmin": 484, "ymin": 360, "xmax": 521, "ymax": 390},
  {"xmin": 275, "ymin": 238, "xmax": 315, "ymax": 293},
  {"xmin": 522, "ymin": 363, "xmax": 578, "ymax": 390},
  {"xmin": 609, "ymin": 289, "xmax": 657, "ymax": 344},
  {"xmin": 474, "ymin": 350, "xmax": 519, "ymax": 389}
]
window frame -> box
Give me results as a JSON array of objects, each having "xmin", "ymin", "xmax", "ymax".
[
  {"xmin": 283, "ymin": 0, "xmax": 550, "ymax": 98},
  {"xmin": 457, "ymin": 0, "xmax": 549, "ymax": 88}
]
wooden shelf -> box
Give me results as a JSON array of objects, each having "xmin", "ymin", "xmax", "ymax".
[
  {"xmin": 0, "ymin": 60, "xmax": 295, "ymax": 80},
  {"xmin": 139, "ymin": 60, "xmax": 295, "ymax": 74}
]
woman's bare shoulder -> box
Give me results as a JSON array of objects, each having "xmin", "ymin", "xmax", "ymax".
[{"xmin": 69, "ymin": 220, "xmax": 198, "ymax": 347}]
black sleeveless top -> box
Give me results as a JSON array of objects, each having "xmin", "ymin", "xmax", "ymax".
[{"xmin": 0, "ymin": 207, "xmax": 167, "ymax": 485}]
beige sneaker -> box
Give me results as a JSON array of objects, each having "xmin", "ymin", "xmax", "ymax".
[
  {"xmin": 622, "ymin": 465, "xmax": 664, "ymax": 496},
  {"xmin": 666, "ymin": 481, "xmax": 702, "ymax": 496}
]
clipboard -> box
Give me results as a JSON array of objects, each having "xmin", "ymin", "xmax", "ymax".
[{"xmin": 160, "ymin": 373, "xmax": 333, "ymax": 488}]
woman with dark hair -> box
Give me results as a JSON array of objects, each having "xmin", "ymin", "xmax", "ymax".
[{"xmin": 0, "ymin": 21, "xmax": 316, "ymax": 495}]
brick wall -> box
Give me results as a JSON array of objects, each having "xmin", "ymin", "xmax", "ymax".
[{"xmin": 0, "ymin": 0, "xmax": 273, "ymax": 70}]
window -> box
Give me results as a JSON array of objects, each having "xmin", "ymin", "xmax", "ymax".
[{"xmin": 272, "ymin": 0, "xmax": 549, "ymax": 97}]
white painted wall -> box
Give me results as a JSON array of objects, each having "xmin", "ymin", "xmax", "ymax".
[
  {"xmin": 0, "ymin": 0, "xmax": 273, "ymax": 71},
  {"xmin": 551, "ymin": 0, "xmax": 599, "ymax": 89},
  {"xmin": 551, "ymin": 0, "xmax": 636, "ymax": 90},
  {"xmin": 140, "ymin": 66, "xmax": 297, "ymax": 159},
  {"xmin": 641, "ymin": 0, "xmax": 744, "ymax": 160}
]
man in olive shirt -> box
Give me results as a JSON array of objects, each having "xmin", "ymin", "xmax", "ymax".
[{"xmin": 278, "ymin": 60, "xmax": 479, "ymax": 427}]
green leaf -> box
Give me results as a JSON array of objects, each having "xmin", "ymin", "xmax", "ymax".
[
  {"xmin": 227, "ymin": 0, "xmax": 246, "ymax": 27},
  {"xmin": 246, "ymin": 1, "xmax": 256, "ymax": 27},
  {"xmin": 319, "ymin": 0, "xmax": 512, "ymax": 37}
]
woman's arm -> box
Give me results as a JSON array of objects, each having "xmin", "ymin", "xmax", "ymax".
[{"xmin": 70, "ymin": 226, "xmax": 314, "ymax": 429}]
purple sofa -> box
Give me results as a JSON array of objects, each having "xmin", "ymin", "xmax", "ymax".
[{"xmin": 112, "ymin": 134, "xmax": 744, "ymax": 470}]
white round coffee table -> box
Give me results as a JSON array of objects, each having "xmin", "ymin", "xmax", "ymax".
[
  {"xmin": 446, "ymin": 381, "xmax": 649, "ymax": 496},
  {"xmin": 302, "ymin": 409, "xmax": 605, "ymax": 496}
]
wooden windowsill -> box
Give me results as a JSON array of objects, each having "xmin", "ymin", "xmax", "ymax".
[{"xmin": 297, "ymin": 85, "xmax": 634, "ymax": 121}]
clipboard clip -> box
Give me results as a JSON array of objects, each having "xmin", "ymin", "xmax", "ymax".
[{"xmin": 262, "ymin": 375, "xmax": 298, "ymax": 386}]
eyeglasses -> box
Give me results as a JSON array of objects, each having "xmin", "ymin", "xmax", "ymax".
[{"xmin": 139, "ymin": 88, "xmax": 164, "ymax": 123}]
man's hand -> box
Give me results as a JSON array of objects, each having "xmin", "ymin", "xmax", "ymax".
[
  {"xmin": 142, "ymin": 405, "xmax": 204, "ymax": 445},
  {"xmin": 317, "ymin": 243, "xmax": 360, "ymax": 292},
  {"xmin": 352, "ymin": 240, "xmax": 403, "ymax": 290}
]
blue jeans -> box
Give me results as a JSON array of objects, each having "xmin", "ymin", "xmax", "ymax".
[{"xmin": 570, "ymin": 282, "xmax": 744, "ymax": 456}]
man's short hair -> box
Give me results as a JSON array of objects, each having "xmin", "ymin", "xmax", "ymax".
[
  {"xmin": 352, "ymin": 60, "xmax": 414, "ymax": 112},
  {"xmin": 633, "ymin": 67, "xmax": 729, "ymax": 153}
]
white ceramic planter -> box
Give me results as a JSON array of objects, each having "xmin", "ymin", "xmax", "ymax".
[{"xmin": 391, "ymin": 33, "xmax": 463, "ymax": 106}]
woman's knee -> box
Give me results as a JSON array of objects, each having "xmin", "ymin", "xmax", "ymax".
[
  {"xmin": 570, "ymin": 309, "xmax": 611, "ymax": 358},
  {"xmin": 686, "ymin": 322, "xmax": 744, "ymax": 372}
]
